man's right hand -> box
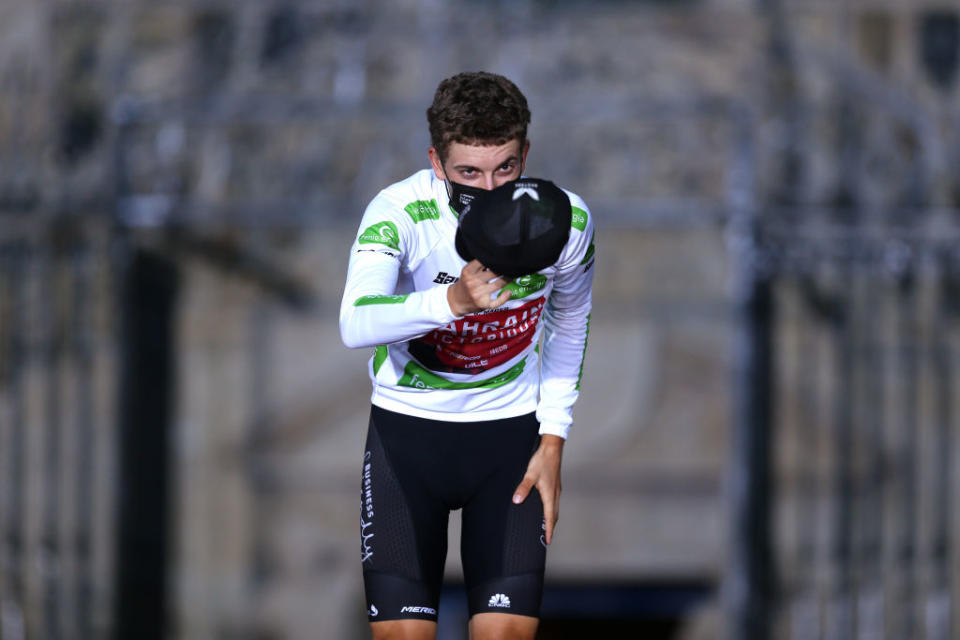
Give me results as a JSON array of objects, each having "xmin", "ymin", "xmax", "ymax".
[{"xmin": 446, "ymin": 260, "xmax": 512, "ymax": 316}]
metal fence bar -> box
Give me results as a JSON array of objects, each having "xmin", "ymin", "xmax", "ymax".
[
  {"xmin": 857, "ymin": 269, "xmax": 887, "ymax": 640},
  {"xmin": 725, "ymin": 229, "xmax": 776, "ymax": 640},
  {"xmin": 247, "ymin": 297, "xmax": 275, "ymax": 638},
  {"xmin": 790, "ymin": 276, "xmax": 823, "ymax": 640},
  {"xmin": 40, "ymin": 246, "xmax": 63, "ymax": 640},
  {"xmin": 791, "ymin": 267, "xmax": 845, "ymax": 640},
  {"xmin": 927, "ymin": 260, "xmax": 954, "ymax": 640},
  {"xmin": 70, "ymin": 241, "xmax": 96, "ymax": 640},
  {"xmin": 113, "ymin": 247, "xmax": 179, "ymax": 640},
  {"xmin": 722, "ymin": 96, "xmax": 777, "ymax": 640},
  {"xmin": 1, "ymin": 245, "xmax": 28, "ymax": 640},
  {"xmin": 828, "ymin": 266, "xmax": 856, "ymax": 640},
  {"xmin": 894, "ymin": 274, "xmax": 920, "ymax": 640}
]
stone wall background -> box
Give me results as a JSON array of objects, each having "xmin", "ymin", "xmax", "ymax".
[{"xmin": 2, "ymin": 0, "xmax": 958, "ymax": 638}]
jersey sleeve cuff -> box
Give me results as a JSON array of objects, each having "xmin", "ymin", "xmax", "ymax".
[
  {"xmin": 430, "ymin": 283, "xmax": 461, "ymax": 322},
  {"xmin": 537, "ymin": 421, "xmax": 570, "ymax": 440}
]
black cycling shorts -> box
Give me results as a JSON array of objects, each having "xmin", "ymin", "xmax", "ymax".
[{"xmin": 360, "ymin": 405, "xmax": 546, "ymax": 623}]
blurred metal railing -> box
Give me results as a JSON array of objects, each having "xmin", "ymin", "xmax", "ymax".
[
  {"xmin": 5, "ymin": 2, "xmax": 960, "ymax": 638},
  {"xmin": 769, "ymin": 233, "xmax": 960, "ymax": 640},
  {"xmin": 0, "ymin": 220, "xmax": 118, "ymax": 640},
  {"xmin": 736, "ymin": 2, "xmax": 960, "ymax": 637}
]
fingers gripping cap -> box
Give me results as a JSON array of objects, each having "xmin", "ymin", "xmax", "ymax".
[{"xmin": 454, "ymin": 178, "xmax": 572, "ymax": 278}]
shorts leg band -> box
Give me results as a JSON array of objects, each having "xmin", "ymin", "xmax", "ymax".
[
  {"xmin": 467, "ymin": 572, "xmax": 544, "ymax": 619},
  {"xmin": 364, "ymin": 571, "xmax": 439, "ymax": 622}
]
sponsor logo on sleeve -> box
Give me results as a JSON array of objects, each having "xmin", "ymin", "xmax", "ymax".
[
  {"xmin": 358, "ymin": 221, "xmax": 401, "ymax": 251},
  {"xmin": 353, "ymin": 294, "xmax": 410, "ymax": 307}
]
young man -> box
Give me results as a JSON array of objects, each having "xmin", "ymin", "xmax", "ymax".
[{"xmin": 340, "ymin": 72, "xmax": 595, "ymax": 640}]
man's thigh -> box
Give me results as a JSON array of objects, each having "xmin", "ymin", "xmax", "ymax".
[
  {"xmin": 469, "ymin": 612, "xmax": 538, "ymax": 640},
  {"xmin": 367, "ymin": 611, "xmax": 538, "ymax": 639},
  {"xmin": 370, "ymin": 619, "xmax": 437, "ymax": 640},
  {"xmin": 362, "ymin": 409, "xmax": 449, "ymax": 624},
  {"xmin": 459, "ymin": 415, "xmax": 545, "ymax": 619}
]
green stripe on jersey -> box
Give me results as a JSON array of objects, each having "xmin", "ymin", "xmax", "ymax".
[
  {"xmin": 575, "ymin": 313, "xmax": 591, "ymax": 391},
  {"xmin": 571, "ymin": 206, "xmax": 588, "ymax": 231},
  {"xmin": 398, "ymin": 358, "xmax": 526, "ymax": 390},
  {"xmin": 404, "ymin": 199, "xmax": 441, "ymax": 223},
  {"xmin": 354, "ymin": 294, "xmax": 410, "ymax": 306},
  {"xmin": 580, "ymin": 230, "xmax": 595, "ymax": 265},
  {"xmin": 373, "ymin": 346, "xmax": 388, "ymax": 374}
]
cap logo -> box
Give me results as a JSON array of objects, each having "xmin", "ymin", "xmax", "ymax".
[{"xmin": 513, "ymin": 185, "xmax": 539, "ymax": 201}]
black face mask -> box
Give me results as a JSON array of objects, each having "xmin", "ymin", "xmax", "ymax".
[{"xmin": 446, "ymin": 180, "xmax": 486, "ymax": 215}]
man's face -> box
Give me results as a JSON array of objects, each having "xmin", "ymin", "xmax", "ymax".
[{"xmin": 429, "ymin": 139, "xmax": 530, "ymax": 190}]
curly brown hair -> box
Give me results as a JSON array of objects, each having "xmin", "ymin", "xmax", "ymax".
[{"xmin": 426, "ymin": 72, "xmax": 531, "ymax": 161}]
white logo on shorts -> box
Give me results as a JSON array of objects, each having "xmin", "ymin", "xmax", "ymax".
[
  {"xmin": 488, "ymin": 593, "xmax": 511, "ymax": 608},
  {"xmin": 400, "ymin": 605, "xmax": 437, "ymax": 615},
  {"xmin": 368, "ymin": 604, "xmax": 378, "ymax": 617}
]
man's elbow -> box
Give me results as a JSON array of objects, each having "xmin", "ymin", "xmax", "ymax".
[
  {"xmin": 340, "ymin": 327, "xmax": 370, "ymax": 350},
  {"xmin": 341, "ymin": 333, "xmax": 364, "ymax": 349},
  {"xmin": 339, "ymin": 314, "xmax": 366, "ymax": 349}
]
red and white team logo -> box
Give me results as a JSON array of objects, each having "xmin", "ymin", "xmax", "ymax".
[{"xmin": 409, "ymin": 297, "xmax": 545, "ymax": 374}]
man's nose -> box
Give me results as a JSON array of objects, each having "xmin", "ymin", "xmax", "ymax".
[{"xmin": 483, "ymin": 174, "xmax": 496, "ymax": 190}]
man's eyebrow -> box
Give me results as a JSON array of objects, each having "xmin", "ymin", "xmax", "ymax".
[{"xmin": 452, "ymin": 156, "xmax": 519, "ymax": 171}]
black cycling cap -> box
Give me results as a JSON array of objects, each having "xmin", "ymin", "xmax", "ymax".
[{"xmin": 454, "ymin": 178, "xmax": 572, "ymax": 278}]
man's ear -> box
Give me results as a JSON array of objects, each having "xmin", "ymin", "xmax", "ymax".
[
  {"xmin": 520, "ymin": 139, "xmax": 531, "ymax": 174},
  {"xmin": 428, "ymin": 147, "xmax": 446, "ymax": 181}
]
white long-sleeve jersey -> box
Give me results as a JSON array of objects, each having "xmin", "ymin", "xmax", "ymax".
[{"xmin": 339, "ymin": 169, "xmax": 594, "ymax": 439}]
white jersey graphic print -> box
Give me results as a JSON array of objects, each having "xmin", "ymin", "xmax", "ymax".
[{"xmin": 340, "ymin": 169, "xmax": 595, "ymax": 439}]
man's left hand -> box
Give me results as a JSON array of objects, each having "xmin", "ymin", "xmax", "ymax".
[{"xmin": 512, "ymin": 434, "xmax": 564, "ymax": 545}]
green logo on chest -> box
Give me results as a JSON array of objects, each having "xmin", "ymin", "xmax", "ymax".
[{"xmin": 504, "ymin": 273, "xmax": 547, "ymax": 299}]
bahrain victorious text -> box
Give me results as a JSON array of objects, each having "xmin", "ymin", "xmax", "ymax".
[{"xmin": 408, "ymin": 297, "xmax": 545, "ymax": 374}]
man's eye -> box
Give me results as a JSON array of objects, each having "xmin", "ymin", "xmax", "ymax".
[
  {"xmin": 460, "ymin": 169, "xmax": 477, "ymax": 177},
  {"xmin": 498, "ymin": 164, "xmax": 515, "ymax": 173}
]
